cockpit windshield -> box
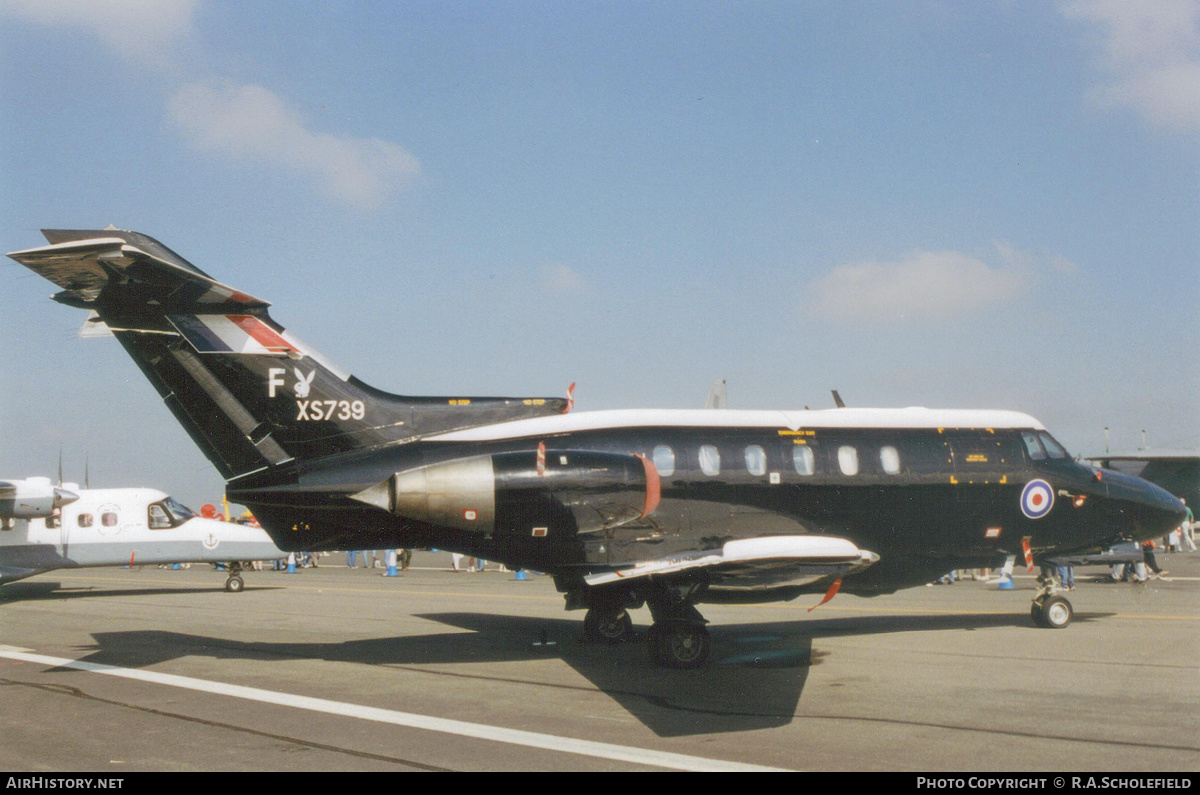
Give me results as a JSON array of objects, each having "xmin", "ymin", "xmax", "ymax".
[
  {"xmin": 163, "ymin": 497, "xmax": 196, "ymax": 522},
  {"xmin": 1038, "ymin": 432, "xmax": 1069, "ymax": 459},
  {"xmin": 148, "ymin": 497, "xmax": 197, "ymax": 529}
]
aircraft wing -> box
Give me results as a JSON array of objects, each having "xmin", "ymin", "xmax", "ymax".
[
  {"xmin": 0, "ymin": 565, "xmax": 41, "ymax": 586},
  {"xmin": 585, "ymin": 535, "xmax": 879, "ymax": 591},
  {"xmin": 6, "ymin": 230, "xmax": 269, "ymax": 309},
  {"xmin": 1091, "ymin": 451, "xmax": 1200, "ymax": 462}
]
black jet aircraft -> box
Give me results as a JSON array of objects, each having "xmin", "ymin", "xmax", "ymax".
[{"xmin": 9, "ymin": 229, "xmax": 1187, "ymax": 667}]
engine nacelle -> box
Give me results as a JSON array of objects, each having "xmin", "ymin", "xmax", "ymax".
[
  {"xmin": 0, "ymin": 477, "xmax": 80, "ymax": 521},
  {"xmin": 351, "ymin": 449, "xmax": 660, "ymax": 537}
]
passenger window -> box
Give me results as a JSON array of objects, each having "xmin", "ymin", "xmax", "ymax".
[
  {"xmin": 1021, "ymin": 431, "xmax": 1046, "ymax": 461},
  {"xmin": 1038, "ymin": 433, "xmax": 1068, "ymax": 459},
  {"xmin": 101, "ymin": 512, "xmax": 118, "ymax": 527},
  {"xmin": 148, "ymin": 504, "xmax": 172, "ymax": 529},
  {"xmin": 793, "ymin": 445, "xmax": 815, "ymax": 476},
  {"xmin": 78, "ymin": 514, "xmax": 93, "ymax": 528},
  {"xmin": 880, "ymin": 445, "xmax": 901, "ymax": 475},
  {"xmin": 838, "ymin": 445, "xmax": 859, "ymax": 476},
  {"xmin": 651, "ymin": 445, "xmax": 675, "ymax": 477},
  {"xmin": 699, "ymin": 445, "xmax": 721, "ymax": 476},
  {"xmin": 744, "ymin": 445, "xmax": 767, "ymax": 476}
]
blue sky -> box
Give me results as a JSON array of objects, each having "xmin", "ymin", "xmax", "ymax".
[{"xmin": 2, "ymin": 1, "xmax": 1197, "ymax": 510}]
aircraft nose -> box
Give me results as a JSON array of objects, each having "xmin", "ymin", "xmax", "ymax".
[{"xmin": 1102, "ymin": 470, "xmax": 1187, "ymax": 541}]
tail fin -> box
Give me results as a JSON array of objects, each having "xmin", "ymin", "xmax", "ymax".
[{"xmin": 9, "ymin": 229, "xmax": 568, "ymax": 481}]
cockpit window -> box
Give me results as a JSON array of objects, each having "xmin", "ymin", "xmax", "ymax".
[
  {"xmin": 1038, "ymin": 432, "xmax": 1069, "ymax": 459},
  {"xmin": 1021, "ymin": 431, "xmax": 1046, "ymax": 461},
  {"xmin": 148, "ymin": 504, "xmax": 173, "ymax": 529},
  {"xmin": 148, "ymin": 497, "xmax": 197, "ymax": 529},
  {"xmin": 162, "ymin": 497, "xmax": 196, "ymax": 522}
]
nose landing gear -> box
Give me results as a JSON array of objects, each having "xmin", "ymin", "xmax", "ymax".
[{"xmin": 1030, "ymin": 572, "xmax": 1073, "ymax": 628}]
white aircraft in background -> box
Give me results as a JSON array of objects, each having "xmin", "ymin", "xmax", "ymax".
[{"xmin": 0, "ymin": 477, "xmax": 285, "ymax": 592}]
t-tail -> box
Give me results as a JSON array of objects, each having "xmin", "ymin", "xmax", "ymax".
[{"xmin": 8, "ymin": 229, "xmax": 569, "ymax": 481}]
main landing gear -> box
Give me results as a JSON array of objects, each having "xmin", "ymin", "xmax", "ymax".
[
  {"xmin": 580, "ymin": 580, "xmax": 712, "ymax": 669},
  {"xmin": 1030, "ymin": 571, "xmax": 1073, "ymax": 629}
]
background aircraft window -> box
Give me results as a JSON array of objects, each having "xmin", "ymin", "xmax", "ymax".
[
  {"xmin": 162, "ymin": 497, "xmax": 196, "ymax": 522},
  {"xmin": 1038, "ymin": 433, "xmax": 1068, "ymax": 459},
  {"xmin": 838, "ymin": 445, "xmax": 859, "ymax": 476},
  {"xmin": 744, "ymin": 445, "xmax": 767, "ymax": 476},
  {"xmin": 77, "ymin": 514, "xmax": 92, "ymax": 528},
  {"xmin": 148, "ymin": 504, "xmax": 172, "ymax": 529},
  {"xmin": 1021, "ymin": 431, "xmax": 1046, "ymax": 460},
  {"xmin": 793, "ymin": 445, "xmax": 815, "ymax": 475},
  {"xmin": 699, "ymin": 444, "xmax": 721, "ymax": 476},
  {"xmin": 652, "ymin": 445, "xmax": 675, "ymax": 477},
  {"xmin": 101, "ymin": 512, "xmax": 118, "ymax": 527},
  {"xmin": 880, "ymin": 445, "xmax": 901, "ymax": 474}
]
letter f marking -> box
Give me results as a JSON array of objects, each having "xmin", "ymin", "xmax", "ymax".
[{"xmin": 268, "ymin": 368, "xmax": 286, "ymax": 398}]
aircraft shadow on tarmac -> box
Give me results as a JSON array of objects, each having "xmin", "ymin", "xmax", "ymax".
[
  {"xmin": 58, "ymin": 608, "xmax": 1113, "ymax": 738},
  {"xmin": 0, "ymin": 580, "xmax": 284, "ymax": 602}
]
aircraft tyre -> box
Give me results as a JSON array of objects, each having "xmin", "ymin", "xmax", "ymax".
[
  {"xmin": 1031, "ymin": 595, "xmax": 1072, "ymax": 628},
  {"xmin": 649, "ymin": 621, "xmax": 710, "ymax": 669},
  {"xmin": 1039, "ymin": 595, "xmax": 1072, "ymax": 628},
  {"xmin": 225, "ymin": 574, "xmax": 244, "ymax": 593},
  {"xmin": 583, "ymin": 607, "xmax": 634, "ymax": 644}
]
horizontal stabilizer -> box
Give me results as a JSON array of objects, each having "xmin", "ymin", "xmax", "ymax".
[{"xmin": 7, "ymin": 230, "xmax": 268, "ymax": 310}]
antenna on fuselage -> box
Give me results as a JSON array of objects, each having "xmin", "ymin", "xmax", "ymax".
[
  {"xmin": 832, "ymin": 390, "xmax": 846, "ymax": 408},
  {"xmin": 705, "ymin": 380, "xmax": 728, "ymax": 409}
]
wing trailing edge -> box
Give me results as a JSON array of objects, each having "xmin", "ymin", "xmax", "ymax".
[{"xmin": 584, "ymin": 535, "xmax": 879, "ymax": 590}]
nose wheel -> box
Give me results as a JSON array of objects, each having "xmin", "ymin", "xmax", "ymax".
[
  {"xmin": 224, "ymin": 562, "xmax": 246, "ymax": 593},
  {"xmin": 1031, "ymin": 594, "xmax": 1072, "ymax": 628},
  {"xmin": 1030, "ymin": 570, "xmax": 1073, "ymax": 628}
]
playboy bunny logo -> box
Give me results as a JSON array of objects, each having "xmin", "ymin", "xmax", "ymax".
[{"xmin": 293, "ymin": 368, "xmax": 316, "ymax": 398}]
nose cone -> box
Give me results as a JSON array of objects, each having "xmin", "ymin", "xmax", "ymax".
[{"xmin": 1102, "ymin": 470, "xmax": 1187, "ymax": 541}]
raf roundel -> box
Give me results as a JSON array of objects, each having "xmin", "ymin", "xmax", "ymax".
[{"xmin": 1021, "ymin": 479, "xmax": 1055, "ymax": 520}]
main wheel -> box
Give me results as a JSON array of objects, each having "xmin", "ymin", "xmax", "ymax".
[
  {"xmin": 584, "ymin": 608, "xmax": 634, "ymax": 643},
  {"xmin": 225, "ymin": 575, "xmax": 244, "ymax": 593},
  {"xmin": 1039, "ymin": 595, "xmax": 1072, "ymax": 629},
  {"xmin": 651, "ymin": 621, "xmax": 710, "ymax": 669}
]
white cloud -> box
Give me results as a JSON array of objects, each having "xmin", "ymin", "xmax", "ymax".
[
  {"xmin": 1065, "ymin": 0, "xmax": 1200, "ymax": 132},
  {"xmin": 806, "ymin": 249, "xmax": 1029, "ymax": 323},
  {"xmin": 542, "ymin": 263, "xmax": 589, "ymax": 293},
  {"xmin": 168, "ymin": 80, "xmax": 421, "ymax": 208},
  {"xmin": 0, "ymin": 0, "xmax": 196, "ymax": 63}
]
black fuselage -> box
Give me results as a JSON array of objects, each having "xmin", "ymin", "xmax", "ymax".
[{"xmin": 229, "ymin": 416, "xmax": 1185, "ymax": 600}]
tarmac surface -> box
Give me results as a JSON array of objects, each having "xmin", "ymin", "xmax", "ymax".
[{"xmin": 1, "ymin": 550, "xmax": 1197, "ymax": 772}]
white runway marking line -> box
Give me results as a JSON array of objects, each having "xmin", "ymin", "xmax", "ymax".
[{"xmin": 0, "ymin": 647, "xmax": 787, "ymax": 772}]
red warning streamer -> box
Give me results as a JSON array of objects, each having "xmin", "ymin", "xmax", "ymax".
[{"xmin": 808, "ymin": 578, "xmax": 842, "ymax": 612}]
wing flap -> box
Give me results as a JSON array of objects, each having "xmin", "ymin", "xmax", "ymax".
[{"xmin": 585, "ymin": 535, "xmax": 879, "ymax": 589}]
